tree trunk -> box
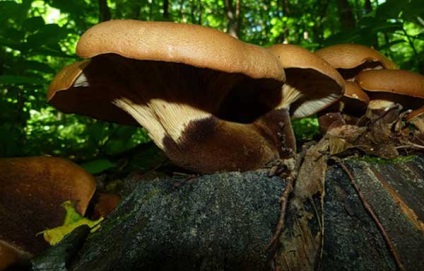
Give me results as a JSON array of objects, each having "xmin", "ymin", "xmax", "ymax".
[
  {"xmin": 313, "ymin": 0, "xmax": 329, "ymax": 44},
  {"xmin": 224, "ymin": 0, "xmax": 240, "ymax": 38},
  {"xmin": 163, "ymin": 0, "xmax": 170, "ymax": 20},
  {"xmin": 97, "ymin": 0, "xmax": 111, "ymax": 22},
  {"xmin": 364, "ymin": 0, "xmax": 372, "ymax": 13},
  {"xmin": 336, "ymin": 0, "xmax": 356, "ymax": 31}
]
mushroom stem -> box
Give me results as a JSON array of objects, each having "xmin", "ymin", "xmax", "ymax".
[
  {"xmin": 366, "ymin": 99, "xmax": 397, "ymax": 121},
  {"xmin": 157, "ymin": 108, "xmax": 294, "ymax": 173},
  {"xmin": 115, "ymin": 99, "xmax": 294, "ymax": 173},
  {"xmin": 254, "ymin": 107, "xmax": 297, "ymax": 157},
  {"xmin": 406, "ymin": 106, "xmax": 424, "ymax": 134},
  {"xmin": 410, "ymin": 118, "xmax": 424, "ymax": 133}
]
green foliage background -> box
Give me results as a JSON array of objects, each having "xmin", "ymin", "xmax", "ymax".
[{"xmin": 1, "ymin": 0, "xmax": 423, "ymax": 166}]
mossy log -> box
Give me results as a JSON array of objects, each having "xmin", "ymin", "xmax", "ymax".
[{"xmin": 31, "ymin": 156, "xmax": 424, "ymax": 271}]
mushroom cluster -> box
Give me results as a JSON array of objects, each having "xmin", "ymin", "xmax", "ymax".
[
  {"xmin": 314, "ymin": 44, "xmax": 398, "ymax": 129},
  {"xmin": 49, "ymin": 20, "xmax": 421, "ymax": 169},
  {"xmin": 314, "ymin": 43, "xmax": 424, "ymax": 157},
  {"xmin": 48, "ymin": 20, "xmax": 344, "ymax": 173}
]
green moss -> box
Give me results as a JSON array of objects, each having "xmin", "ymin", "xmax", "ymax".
[{"xmin": 351, "ymin": 155, "xmax": 415, "ymax": 165}]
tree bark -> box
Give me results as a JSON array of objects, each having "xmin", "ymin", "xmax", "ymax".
[
  {"xmin": 31, "ymin": 156, "xmax": 424, "ymax": 271},
  {"xmin": 321, "ymin": 157, "xmax": 424, "ymax": 270}
]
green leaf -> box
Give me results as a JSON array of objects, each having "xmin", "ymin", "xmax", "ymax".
[
  {"xmin": 358, "ymin": 17, "xmax": 403, "ymax": 33},
  {"xmin": 80, "ymin": 159, "xmax": 116, "ymax": 174},
  {"xmin": 23, "ymin": 60, "xmax": 55, "ymax": 74},
  {"xmin": 0, "ymin": 28, "xmax": 26, "ymax": 51},
  {"xmin": 376, "ymin": 0, "xmax": 424, "ymax": 21},
  {"xmin": 0, "ymin": 1, "xmax": 29, "ymax": 24},
  {"xmin": 376, "ymin": 0, "xmax": 403, "ymax": 19},
  {"xmin": 29, "ymin": 47, "xmax": 74, "ymax": 58},
  {"xmin": 415, "ymin": 33, "xmax": 424, "ymax": 41},
  {"xmin": 26, "ymin": 24, "xmax": 70, "ymax": 49},
  {"xmin": 22, "ymin": 16, "xmax": 45, "ymax": 33}
]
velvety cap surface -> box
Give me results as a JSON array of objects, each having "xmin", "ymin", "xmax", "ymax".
[
  {"xmin": 314, "ymin": 43, "xmax": 398, "ymax": 70},
  {"xmin": 77, "ymin": 20, "xmax": 285, "ymax": 81},
  {"xmin": 357, "ymin": 69, "xmax": 424, "ymax": 98}
]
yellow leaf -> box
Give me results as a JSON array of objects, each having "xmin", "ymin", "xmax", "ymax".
[{"xmin": 40, "ymin": 201, "xmax": 103, "ymax": 246}]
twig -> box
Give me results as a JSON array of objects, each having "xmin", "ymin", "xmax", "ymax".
[
  {"xmin": 335, "ymin": 160, "xmax": 406, "ymax": 271},
  {"xmin": 266, "ymin": 168, "xmax": 295, "ymax": 252},
  {"xmin": 266, "ymin": 151, "xmax": 305, "ymax": 252},
  {"xmin": 396, "ymin": 142, "xmax": 424, "ymax": 150}
]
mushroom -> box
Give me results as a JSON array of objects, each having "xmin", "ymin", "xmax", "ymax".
[
  {"xmin": 356, "ymin": 69, "xmax": 424, "ymax": 120},
  {"xmin": 406, "ymin": 106, "xmax": 424, "ymax": 133},
  {"xmin": 0, "ymin": 241, "xmax": 32, "ymax": 270},
  {"xmin": 0, "ymin": 156, "xmax": 96, "ymax": 265},
  {"xmin": 268, "ymin": 44, "xmax": 345, "ymax": 117},
  {"xmin": 318, "ymin": 81, "xmax": 370, "ymax": 133},
  {"xmin": 267, "ymin": 44, "xmax": 345, "ymax": 136},
  {"xmin": 334, "ymin": 81, "xmax": 370, "ymax": 117},
  {"xmin": 349, "ymin": 69, "xmax": 424, "ymax": 157},
  {"xmin": 314, "ymin": 43, "xmax": 398, "ymax": 80},
  {"xmin": 48, "ymin": 20, "xmax": 287, "ymax": 173}
]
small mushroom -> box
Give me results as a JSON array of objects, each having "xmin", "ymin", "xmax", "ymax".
[
  {"xmin": 356, "ymin": 69, "xmax": 424, "ymax": 120},
  {"xmin": 268, "ymin": 44, "xmax": 345, "ymax": 138},
  {"xmin": 406, "ymin": 106, "xmax": 424, "ymax": 133},
  {"xmin": 318, "ymin": 81, "xmax": 370, "ymax": 133},
  {"xmin": 336, "ymin": 81, "xmax": 370, "ymax": 117},
  {"xmin": 268, "ymin": 44, "xmax": 345, "ymax": 117},
  {"xmin": 0, "ymin": 156, "xmax": 96, "ymax": 264},
  {"xmin": 48, "ymin": 20, "xmax": 287, "ymax": 173},
  {"xmin": 314, "ymin": 43, "xmax": 398, "ymax": 80}
]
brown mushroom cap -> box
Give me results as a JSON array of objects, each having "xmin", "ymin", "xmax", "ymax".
[
  {"xmin": 356, "ymin": 69, "xmax": 424, "ymax": 110},
  {"xmin": 47, "ymin": 59, "xmax": 140, "ymax": 126},
  {"xmin": 406, "ymin": 106, "xmax": 424, "ymax": 133},
  {"xmin": 268, "ymin": 44, "xmax": 345, "ymax": 118},
  {"xmin": 344, "ymin": 81, "xmax": 370, "ymax": 103},
  {"xmin": 314, "ymin": 43, "xmax": 398, "ymax": 79},
  {"xmin": 407, "ymin": 106, "xmax": 424, "ymax": 121},
  {"xmin": 47, "ymin": 60, "xmax": 90, "ymax": 96},
  {"xmin": 0, "ymin": 156, "xmax": 96, "ymax": 256},
  {"xmin": 77, "ymin": 20, "xmax": 284, "ymax": 81},
  {"xmin": 317, "ymin": 82, "xmax": 369, "ymax": 133},
  {"xmin": 0, "ymin": 240, "xmax": 33, "ymax": 270},
  {"xmin": 341, "ymin": 81, "xmax": 370, "ymax": 114}
]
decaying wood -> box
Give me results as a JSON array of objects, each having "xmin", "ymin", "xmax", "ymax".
[
  {"xmin": 29, "ymin": 155, "xmax": 424, "ymax": 271},
  {"xmin": 322, "ymin": 156, "xmax": 424, "ymax": 271},
  {"xmin": 336, "ymin": 160, "xmax": 405, "ymax": 271}
]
